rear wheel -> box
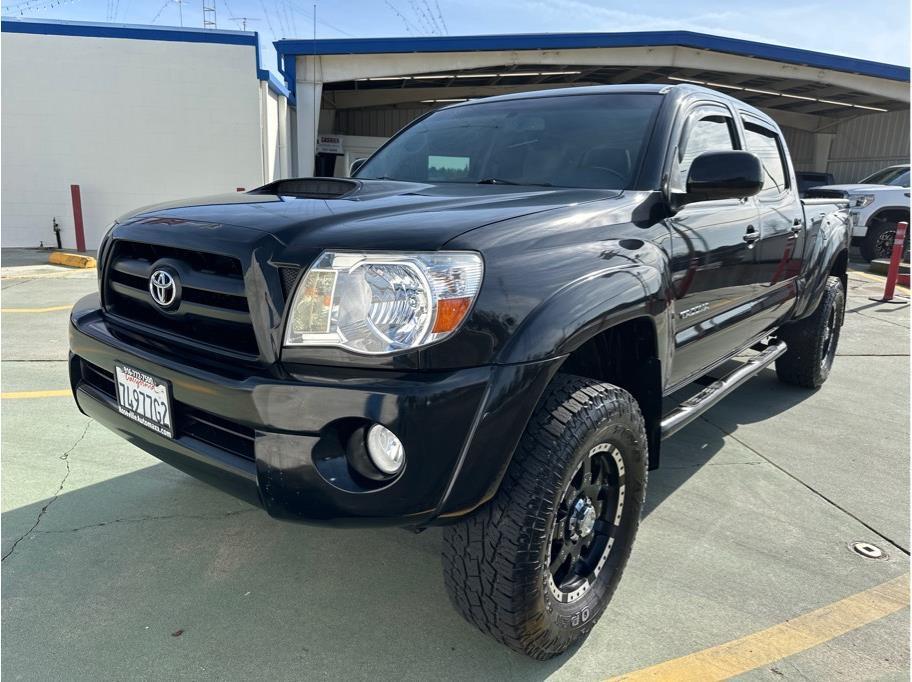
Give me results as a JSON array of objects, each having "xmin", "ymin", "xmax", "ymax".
[
  {"xmin": 441, "ymin": 374, "xmax": 648, "ymax": 659},
  {"xmin": 775, "ymin": 276, "xmax": 845, "ymax": 388}
]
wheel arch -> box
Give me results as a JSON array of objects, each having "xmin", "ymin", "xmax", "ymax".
[
  {"xmin": 558, "ymin": 317, "xmax": 663, "ymax": 470},
  {"xmin": 867, "ymin": 206, "xmax": 910, "ymax": 228},
  {"xmin": 494, "ymin": 260, "xmax": 672, "ymax": 471},
  {"xmin": 433, "ymin": 263, "xmax": 674, "ymax": 521}
]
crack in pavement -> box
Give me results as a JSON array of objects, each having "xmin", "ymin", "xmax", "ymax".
[
  {"xmin": 0, "ymin": 279, "xmax": 31, "ymax": 290},
  {"xmin": 659, "ymin": 460, "xmax": 765, "ymax": 471},
  {"xmin": 35, "ymin": 508, "xmax": 258, "ymax": 534},
  {"xmin": 848, "ymin": 309, "xmax": 910, "ymax": 330},
  {"xmin": 1, "ymin": 420, "xmax": 92, "ymax": 562},
  {"xmin": 699, "ymin": 415, "xmax": 911, "ymax": 556}
]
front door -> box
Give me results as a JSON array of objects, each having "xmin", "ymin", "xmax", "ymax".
[{"xmin": 666, "ymin": 105, "xmax": 762, "ymax": 388}]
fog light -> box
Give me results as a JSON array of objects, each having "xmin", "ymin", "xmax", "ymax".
[{"xmin": 366, "ymin": 424, "xmax": 405, "ymax": 475}]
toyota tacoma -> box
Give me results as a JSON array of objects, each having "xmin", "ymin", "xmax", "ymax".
[{"xmin": 69, "ymin": 84, "xmax": 849, "ymax": 659}]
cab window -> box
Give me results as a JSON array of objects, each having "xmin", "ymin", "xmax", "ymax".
[{"xmin": 743, "ymin": 121, "xmax": 790, "ymax": 197}]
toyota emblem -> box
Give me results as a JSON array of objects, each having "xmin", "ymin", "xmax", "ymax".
[{"xmin": 149, "ymin": 269, "xmax": 178, "ymax": 308}]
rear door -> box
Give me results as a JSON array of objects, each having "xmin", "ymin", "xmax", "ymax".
[
  {"xmin": 740, "ymin": 116, "xmax": 804, "ymax": 326},
  {"xmin": 666, "ymin": 103, "xmax": 763, "ymax": 387}
]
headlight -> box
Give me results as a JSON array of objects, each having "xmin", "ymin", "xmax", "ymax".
[
  {"xmin": 851, "ymin": 194, "xmax": 875, "ymax": 208},
  {"xmin": 284, "ymin": 251, "xmax": 483, "ymax": 354}
]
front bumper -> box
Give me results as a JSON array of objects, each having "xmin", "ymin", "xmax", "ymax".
[{"xmin": 69, "ymin": 294, "xmax": 560, "ymax": 527}]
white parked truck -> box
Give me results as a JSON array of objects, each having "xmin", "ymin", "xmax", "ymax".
[{"xmin": 809, "ymin": 164, "xmax": 910, "ymax": 261}]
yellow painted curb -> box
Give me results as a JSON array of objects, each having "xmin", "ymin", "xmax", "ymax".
[
  {"xmin": 1, "ymin": 389, "xmax": 72, "ymax": 399},
  {"xmin": 48, "ymin": 252, "xmax": 96, "ymax": 269},
  {"xmin": 1, "ymin": 305, "xmax": 73, "ymax": 313}
]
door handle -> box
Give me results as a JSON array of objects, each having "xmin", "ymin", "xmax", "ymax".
[{"xmin": 743, "ymin": 225, "xmax": 760, "ymax": 243}]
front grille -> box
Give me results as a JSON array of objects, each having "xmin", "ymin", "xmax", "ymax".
[
  {"xmin": 104, "ymin": 240, "xmax": 258, "ymax": 357},
  {"xmin": 78, "ymin": 360, "xmax": 256, "ymax": 461}
]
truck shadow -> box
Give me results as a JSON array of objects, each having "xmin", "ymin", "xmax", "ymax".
[
  {"xmin": 645, "ymin": 365, "xmax": 816, "ymax": 517},
  {"xmin": 0, "ymin": 366, "xmax": 815, "ymax": 680}
]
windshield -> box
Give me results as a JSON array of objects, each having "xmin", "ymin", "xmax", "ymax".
[
  {"xmin": 859, "ymin": 166, "xmax": 910, "ymax": 186},
  {"xmin": 355, "ymin": 93, "xmax": 662, "ymax": 190}
]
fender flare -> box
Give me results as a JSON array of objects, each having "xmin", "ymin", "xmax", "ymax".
[
  {"xmin": 794, "ymin": 210, "xmax": 850, "ymax": 320},
  {"xmin": 495, "ymin": 259, "xmax": 674, "ymax": 372},
  {"xmin": 432, "ymin": 253, "xmax": 674, "ymax": 521}
]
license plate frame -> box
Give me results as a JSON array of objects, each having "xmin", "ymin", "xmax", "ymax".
[{"xmin": 114, "ymin": 363, "xmax": 174, "ymax": 439}]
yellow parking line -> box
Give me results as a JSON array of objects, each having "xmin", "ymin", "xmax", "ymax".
[
  {"xmin": 849, "ymin": 270, "xmax": 910, "ymax": 292},
  {"xmin": 0, "ymin": 305, "xmax": 72, "ymax": 313},
  {"xmin": 1, "ymin": 389, "xmax": 72, "ymax": 399},
  {"xmin": 609, "ymin": 573, "xmax": 909, "ymax": 681}
]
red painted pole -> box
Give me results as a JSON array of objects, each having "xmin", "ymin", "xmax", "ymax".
[
  {"xmin": 70, "ymin": 184, "xmax": 86, "ymax": 253},
  {"xmin": 881, "ymin": 221, "xmax": 908, "ymax": 302}
]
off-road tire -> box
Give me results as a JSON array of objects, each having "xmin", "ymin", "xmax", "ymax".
[
  {"xmin": 860, "ymin": 219, "xmax": 909, "ymax": 262},
  {"xmin": 441, "ymin": 374, "xmax": 648, "ymax": 659},
  {"xmin": 775, "ymin": 276, "xmax": 845, "ymax": 388}
]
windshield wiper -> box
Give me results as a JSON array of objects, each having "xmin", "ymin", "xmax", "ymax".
[
  {"xmin": 477, "ymin": 177, "xmax": 521, "ymax": 185},
  {"xmin": 476, "ymin": 178, "xmax": 555, "ymax": 187}
]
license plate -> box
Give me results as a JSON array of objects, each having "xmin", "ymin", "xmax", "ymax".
[{"xmin": 114, "ymin": 364, "xmax": 174, "ymax": 438}]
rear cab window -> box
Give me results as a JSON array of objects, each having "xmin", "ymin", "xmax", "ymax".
[{"xmin": 741, "ymin": 119, "xmax": 791, "ymax": 198}]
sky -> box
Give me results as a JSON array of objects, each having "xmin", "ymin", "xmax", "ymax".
[{"xmin": 3, "ymin": 0, "xmax": 910, "ymax": 76}]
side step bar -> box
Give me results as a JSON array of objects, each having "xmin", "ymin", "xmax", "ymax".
[{"xmin": 660, "ymin": 341, "xmax": 788, "ymax": 439}]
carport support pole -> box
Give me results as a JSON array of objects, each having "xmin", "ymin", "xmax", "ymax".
[
  {"xmin": 70, "ymin": 184, "xmax": 86, "ymax": 252},
  {"xmin": 879, "ymin": 221, "xmax": 908, "ymax": 302},
  {"xmin": 295, "ymin": 56, "xmax": 323, "ymax": 178}
]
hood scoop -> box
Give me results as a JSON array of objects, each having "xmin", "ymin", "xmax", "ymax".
[
  {"xmin": 250, "ymin": 177, "xmax": 435, "ymax": 201},
  {"xmin": 251, "ymin": 177, "xmax": 360, "ymax": 199}
]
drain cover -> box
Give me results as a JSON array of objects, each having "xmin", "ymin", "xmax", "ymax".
[{"xmin": 851, "ymin": 542, "xmax": 886, "ymax": 559}]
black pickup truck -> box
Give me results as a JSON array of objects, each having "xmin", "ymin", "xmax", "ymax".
[{"xmin": 69, "ymin": 84, "xmax": 849, "ymax": 659}]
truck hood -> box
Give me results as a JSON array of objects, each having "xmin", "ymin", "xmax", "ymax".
[
  {"xmin": 810, "ymin": 183, "xmax": 901, "ymax": 194},
  {"xmin": 116, "ymin": 179, "xmax": 622, "ymax": 251}
]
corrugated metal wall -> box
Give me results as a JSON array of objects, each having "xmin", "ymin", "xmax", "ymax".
[
  {"xmin": 826, "ymin": 110, "xmax": 910, "ymax": 183},
  {"xmin": 335, "ymin": 107, "xmax": 431, "ymax": 137},
  {"xmin": 781, "ymin": 126, "xmax": 816, "ymax": 171},
  {"xmin": 333, "ymin": 105, "xmax": 909, "ymax": 185}
]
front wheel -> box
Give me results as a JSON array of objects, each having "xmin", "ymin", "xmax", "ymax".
[
  {"xmin": 441, "ymin": 375, "xmax": 648, "ymax": 659},
  {"xmin": 860, "ymin": 220, "xmax": 909, "ymax": 262},
  {"xmin": 775, "ymin": 275, "xmax": 845, "ymax": 388}
]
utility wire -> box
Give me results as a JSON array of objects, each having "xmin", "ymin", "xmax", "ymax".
[
  {"xmin": 150, "ymin": 0, "xmax": 172, "ymax": 23},
  {"xmin": 433, "ymin": 0, "xmax": 448, "ymax": 34},
  {"xmin": 385, "ymin": 0, "xmax": 417, "ymax": 34},
  {"xmin": 287, "ymin": 0, "xmax": 356, "ymax": 37},
  {"xmin": 258, "ymin": 0, "xmax": 276, "ymax": 36}
]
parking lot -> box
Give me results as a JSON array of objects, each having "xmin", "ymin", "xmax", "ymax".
[{"xmin": 1, "ymin": 255, "xmax": 908, "ymax": 680}]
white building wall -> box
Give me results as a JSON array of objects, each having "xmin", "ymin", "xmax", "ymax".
[
  {"xmin": 1, "ymin": 31, "xmax": 266, "ymax": 249},
  {"xmin": 263, "ymin": 85, "xmax": 281, "ymax": 181}
]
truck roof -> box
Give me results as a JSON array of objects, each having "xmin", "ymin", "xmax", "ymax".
[{"xmin": 443, "ymin": 83, "xmax": 779, "ymax": 130}]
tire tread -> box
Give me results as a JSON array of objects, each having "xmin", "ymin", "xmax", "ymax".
[{"xmin": 442, "ymin": 374, "xmax": 647, "ymax": 659}]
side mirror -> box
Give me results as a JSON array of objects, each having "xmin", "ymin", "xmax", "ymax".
[
  {"xmin": 349, "ymin": 158, "xmax": 367, "ymax": 176},
  {"xmin": 681, "ymin": 150, "xmax": 763, "ymax": 205}
]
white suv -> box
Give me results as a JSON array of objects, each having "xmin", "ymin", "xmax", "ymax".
[{"xmin": 809, "ymin": 164, "xmax": 910, "ymax": 261}]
